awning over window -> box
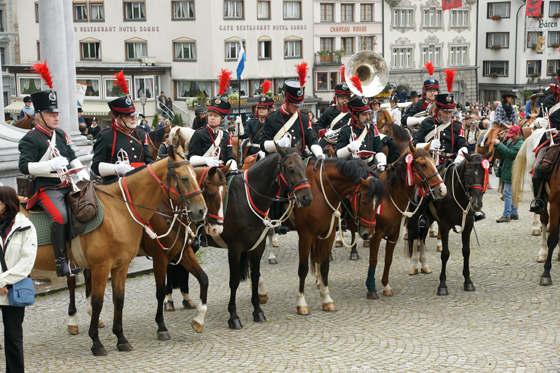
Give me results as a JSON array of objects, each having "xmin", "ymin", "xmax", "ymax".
[{"xmin": 5, "ymin": 101, "xmax": 111, "ymax": 116}]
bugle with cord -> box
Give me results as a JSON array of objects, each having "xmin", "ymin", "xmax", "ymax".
[{"xmin": 48, "ymin": 141, "xmax": 82, "ymax": 193}]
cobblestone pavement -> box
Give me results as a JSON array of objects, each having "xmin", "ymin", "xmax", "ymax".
[{"xmin": 5, "ymin": 174, "xmax": 560, "ymax": 372}]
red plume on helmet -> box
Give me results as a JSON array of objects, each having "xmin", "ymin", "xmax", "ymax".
[
  {"xmin": 340, "ymin": 66, "xmax": 346, "ymax": 83},
  {"xmin": 349, "ymin": 73, "xmax": 363, "ymax": 95},
  {"xmin": 443, "ymin": 68, "xmax": 456, "ymax": 93},
  {"xmin": 218, "ymin": 69, "xmax": 233, "ymax": 96},
  {"xmin": 296, "ymin": 62, "xmax": 308, "ymax": 87},
  {"xmin": 113, "ymin": 70, "xmax": 129, "ymax": 95},
  {"xmin": 261, "ymin": 79, "xmax": 272, "ymax": 95},
  {"xmin": 31, "ymin": 60, "xmax": 54, "ymax": 89},
  {"xmin": 424, "ymin": 61, "xmax": 435, "ymax": 77}
]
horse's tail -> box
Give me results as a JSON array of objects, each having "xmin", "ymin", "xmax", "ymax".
[
  {"xmin": 239, "ymin": 251, "xmax": 250, "ymax": 282},
  {"xmin": 166, "ymin": 262, "xmax": 190, "ymax": 291},
  {"xmin": 512, "ymin": 136, "xmax": 530, "ymax": 206}
]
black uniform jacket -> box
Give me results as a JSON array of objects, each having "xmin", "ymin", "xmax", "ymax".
[
  {"xmin": 335, "ymin": 122, "xmax": 384, "ymax": 165},
  {"xmin": 413, "ymin": 117, "xmax": 467, "ymax": 154},
  {"xmin": 401, "ymin": 99, "xmax": 433, "ymax": 127},
  {"xmin": 18, "ymin": 125, "xmax": 77, "ymax": 193},
  {"xmin": 314, "ymin": 105, "xmax": 351, "ymax": 133},
  {"xmin": 91, "ymin": 125, "xmax": 153, "ymax": 183},
  {"xmin": 240, "ymin": 117, "xmax": 266, "ymax": 157},
  {"xmin": 259, "ymin": 105, "xmax": 319, "ymax": 153},
  {"xmin": 187, "ymin": 125, "xmax": 234, "ymax": 165}
]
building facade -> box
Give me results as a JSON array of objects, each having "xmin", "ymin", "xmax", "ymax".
[
  {"xmin": 312, "ymin": 0, "xmax": 383, "ymax": 112},
  {"xmin": 9, "ymin": 0, "xmax": 316, "ymax": 126},
  {"xmin": 478, "ymin": 0, "xmax": 560, "ymax": 102},
  {"xmin": 382, "ymin": 0, "xmax": 478, "ymax": 105},
  {"xmin": 0, "ymin": 0, "xmax": 18, "ymax": 112}
]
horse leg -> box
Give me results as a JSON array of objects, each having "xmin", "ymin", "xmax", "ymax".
[
  {"xmin": 88, "ymin": 265, "xmax": 111, "ymax": 356},
  {"xmin": 67, "ymin": 275, "xmax": 79, "ymax": 335},
  {"xmin": 257, "ymin": 272, "xmax": 268, "ymax": 304},
  {"xmin": 85, "ymin": 269, "xmax": 105, "ymax": 328},
  {"xmin": 318, "ymin": 243, "xmax": 336, "ymax": 311},
  {"xmin": 462, "ymin": 224, "xmax": 476, "ymax": 291},
  {"xmin": 408, "ymin": 239, "xmax": 421, "ymax": 275},
  {"xmin": 436, "ymin": 228, "xmax": 443, "ymax": 252},
  {"xmin": 419, "ymin": 239, "xmax": 432, "ymax": 274},
  {"xmin": 110, "ymin": 264, "xmax": 133, "ymax": 352},
  {"xmin": 533, "ymin": 212, "xmax": 542, "ymax": 236},
  {"xmin": 349, "ymin": 231, "xmax": 359, "ymax": 260},
  {"xmin": 366, "ymin": 234, "xmax": 382, "ymax": 299},
  {"xmin": 267, "ymin": 231, "xmax": 278, "ymax": 264},
  {"xmin": 538, "ymin": 220, "xmax": 549, "ymax": 263},
  {"xmin": 540, "ymin": 206, "xmax": 559, "ymax": 286},
  {"xmin": 179, "ymin": 247, "xmax": 209, "ymax": 333},
  {"xmin": 249, "ymin": 248, "xmax": 267, "ymax": 322},
  {"xmin": 428, "ymin": 222, "xmax": 438, "ymax": 238},
  {"xmin": 296, "ymin": 235, "xmax": 314, "ymax": 315},
  {"xmin": 437, "ymin": 227, "xmax": 451, "ymax": 296},
  {"xmin": 381, "ymin": 237, "xmax": 398, "ymax": 296},
  {"xmin": 163, "ymin": 281, "xmax": 175, "ymax": 312},
  {"xmin": 153, "ymin": 256, "xmax": 170, "ymax": 341},
  {"xmin": 227, "ymin": 248, "xmax": 244, "ymax": 329},
  {"xmin": 178, "ymin": 269, "xmax": 196, "ymax": 309}
]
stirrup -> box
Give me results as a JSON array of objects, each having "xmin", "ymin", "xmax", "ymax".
[
  {"xmin": 418, "ymin": 214, "xmax": 429, "ymax": 229},
  {"xmin": 56, "ymin": 261, "xmax": 83, "ymax": 277}
]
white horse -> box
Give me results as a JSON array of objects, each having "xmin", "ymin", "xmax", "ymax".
[{"xmin": 511, "ymin": 128, "xmax": 552, "ymax": 262}]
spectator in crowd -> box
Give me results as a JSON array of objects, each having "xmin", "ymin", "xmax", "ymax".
[
  {"xmin": 158, "ymin": 91, "xmax": 167, "ymax": 114},
  {"xmin": 164, "ymin": 119, "xmax": 171, "ymax": 128},
  {"xmin": 156, "ymin": 117, "xmax": 165, "ymax": 129},
  {"xmin": 19, "ymin": 96, "xmax": 35, "ymax": 120},
  {"xmin": 88, "ymin": 117, "xmax": 101, "ymax": 138},
  {"xmin": 157, "ymin": 134, "xmax": 171, "ymax": 160},
  {"xmin": 480, "ymin": 118, "xmax": 490, "ymax": 131},
  {"xmin": 140, "ymin": 119, "xmax": 151, "ymax": 133},
  {"xmin": 403, "ymin": 91, "xmax": 419, "ymax": 116},
  {"xmin": 388, "ymin": 97, "xmax": 402, "ymax": 125},
  {"xmin": 465, "ymin": 120, "xmax": 481, "ymax": 153},
  {"xmin": 192, "ymin": 107, "xmax": 208, "ymax": 130},
  {"xmin": 369, "ymin": 98, "xmax": 393, "ymax": 126},
  {"xmin": 166, "ymin": 97, "xmax": 173, "ymax": 117},
  {"xmin": 0, "ymin": 186, "xmax": 37, "ymax": 373},
  {"xmin": 456, "ymin": 101, "xmax": 463, "ymax": 111},
  {"xmin": 79, "ymin": 122, "xmax": 88, "ymax": 138},
  {"xmin": 397, "ymin": 87, "xmax": 408, "ymax": 102},
  {"xmin": 494, "ymin": 125, "xmax": 523, "ymax": 223},
  {"xmin": 390, "ymin": 86, "xmax": 398, "ymax": 102},
  {"xmin": 495, "ymin": 92, "xmax": 518, "ymax": 130},
  {"xmin": 77, "ymin": 107, "xmax": 86, "ymax": 126},
  {"xmin": 525, "ymin": 92, "xmax": 540, "ymax": 120}
]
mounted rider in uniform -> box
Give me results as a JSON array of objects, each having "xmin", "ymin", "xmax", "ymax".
[
  {"xmin": 239, "ymin": 79, "xmax": 273, "ymax": 160},
  {"xmin": 188, "ymin": 70, "xmax": 237, "ymax": 171},
  {"xmin": 91, "ymin": 71, "xmax": 153, "ymax": 183},
  {"xmin": 402, "ymin": 62, "xmax": 439, "ymax": 129},
  {"xmin": 530, "ymin": 68, "xmax": 560, "ymax": 214},
  {"xmin": 18, "ymin": 61, "xmax": 89, "ymax": 277},
  {"xmin": 315, "ymin": 76, "xmax": 351, "ymax": 148}
]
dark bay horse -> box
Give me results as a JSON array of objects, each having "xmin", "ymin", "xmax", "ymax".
[
  {"xmin": 206, "ymin": 142, "xmax": 313, "ymax": 329},
  {"xmin": 365, "ymin": 144, "xmax": 446, "ymax": 299},
  {"xmin": 406, "ymin": 151, "xmax": 493, "ymax": 295},
  {"xmin": 26, "ymin": 144, "xmax": 207, "ymax": 356},
  {"xmin": 12, "ymin": 113, "xmax": 37, "ymax": 129}
]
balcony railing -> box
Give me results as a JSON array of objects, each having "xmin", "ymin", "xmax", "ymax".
[{"xmin": 314, "ymin": 52, "xmax": 342, "ymax": 66}]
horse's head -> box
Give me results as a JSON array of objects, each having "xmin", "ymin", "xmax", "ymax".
[
  {"xmin": 276, "ymin": 140, "xmax": 313, "ymax": 208},
  {"xmin": 197, "ymin": 164, "xmax": 229, "ymax": 236},
  {"xmin": 28, "ymin": 113, "xmax": 37, "ymax": 128},
  {"xmin": 351, "ymin": 175, "xmax": 385, "ymax": 240},
  {"xmin": 378, "ymin": 121, "xmax": 393, "ymax": 137},
  {"xmin": 461, "ymin": 151, "xmax": 493, "ymax": 212},
  {"xmin": 409, "ymin": 142, "xmax": 447, "ymax": 199},
  {"xmin": 167, "ymin": 142, "xmax": 207, "ymax": 222}
]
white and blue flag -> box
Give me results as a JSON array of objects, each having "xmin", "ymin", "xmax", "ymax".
[{"xmin": 236, "ymin": 37, "xmax": 246, "ymax": 80}]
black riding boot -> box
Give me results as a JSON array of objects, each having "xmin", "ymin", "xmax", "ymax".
[
  {"xmin": 530, "ymin": 177, "xmax": 545, "ymax": 215},
  {"xmin": 51, "ymin": 222, "xmax": 83, "ymax": 277}
]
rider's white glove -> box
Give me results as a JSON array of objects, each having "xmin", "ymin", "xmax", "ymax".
[
  {"xmin": 258, "ymin": 151, "xmax": 266, "ymax": 160},
  {"xmin": 77, "ymin": 169, "xmax": 90, "ymax": 181},
  {"xmin": 429, "ymin": 139, "xmax": 441, "ymax": 151},
  {"xmin": 205, "ymin": 158, "xmax": 221, "ymax": 167},
  {"xmin": 347, "ymin": 140, "xmax": 362, "ymax": 153},
  {"xmin": 375, "ymin": 152, "xmax": 387, "ymax": 171},
  {"xmin": 276, "ymin": 134, "xmax": 291, "ymax": 148},
  {"xmin": 48, "ymin": 157, "xmax": 68, "ymax": 171},
  {"xmin": 406, "ymin": 116, "xmax": 424, "ymax": 126},
  {"xmin": 453, "ymin": 147, "xmax": 468, "ymax": 165},
  {"xmin": 310, "ymin": 144, "xmax": 325, "ymax": 161},
  {"xmin": 115, "ymin": 162, "xmax": 134, "ymax": 175},
  {"xmin": 325, "ymin": 129, "xmax": 336, "ymax": 138},
  {"xmin": 534, "ymin": 117, "xmax": 548, "ymax": 129}
]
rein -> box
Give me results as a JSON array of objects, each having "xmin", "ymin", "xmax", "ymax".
[{"xmin": 198, "ymin": 166, "xmax": 227, "ymax": 225}]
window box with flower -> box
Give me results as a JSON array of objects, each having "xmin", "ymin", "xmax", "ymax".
[
  {"xmin": 531, "ymin": 73, "xmax": 541, "ymax": 78},
  {"xmin": 489, "ymin": 72, "xmax": 499, "ymax": 78},
  {"xmin": 490, "ymin": 45, "xmax": 502, "ymax": 51},
  {"xmin": 553, "ymin": 13, "xmax": 560, "ymax": 18},
  {"xmin": 531, "ymin": 43, "xmax": 537, "ymax": 50},
  {"xmin": 490, "ymin": 15, "xmax": 501, "ymax": 21},
  {"xmin": 552, "ymin": 43, "xmax": 560, "ymax": 48}
]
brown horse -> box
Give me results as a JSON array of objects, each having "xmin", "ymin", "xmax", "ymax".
[
  {"xmin": 66, "ymin": 164, "xmax": 229, "ymax": 341},
  {"xmin": 25, "ymin": 144, "xmax": 207, "ymax": 356},
  {"xmin": 365, "ymin": 144, "xmax": 446, "ymax": 299},
  {"xmin": 147, "ymin": 126, "xmax": 193, "ymax": 160},
  {"xmin": 12, "ymin": 113, "xmax": 37, "ymax": 130}
]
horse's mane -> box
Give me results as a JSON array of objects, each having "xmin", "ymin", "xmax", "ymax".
[
  {"xmin": 98, "ymin": 165, "xmax": 147, "ymax": 185},
  {"xmin": 335, "ymin": 158, "xmax": 373, "ymax": 181},
  {"xmin": 385, "ymin": 149, "xmax": 430, "ymax": 196},
  {"xmin": 392, "ymin": 123, "xmax": 411, "ymax": 142},
  {"xmin": 149, "ymin": 126, "xmax": 167, "ymax": 143}
]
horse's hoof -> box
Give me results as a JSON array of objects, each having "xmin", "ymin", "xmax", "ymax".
[
  {"xmin": 366, "ymin": 292, "xmax": 379, "ymax": 300},
  {"xmin": 362, "ymin": 240, "xmax": 370, "ymax": 247},
  {"xmin": 334, "ymin": 240, "xmax": 342, "ymax": 248},
  {"xmin": 91, "ymin": 346, "xmax": 107, "ymax": 357},
  {"xmin": 383, "ymin": 289, "xmax": 393, "ymax": 297},
  {"xmin": 157, "ymin": 331, "xmax": 171, "ymax": 341},
  {"xmin": 117, "ymin": 342, "xmax": 133, "ymax": 352},
  {"xmin": 429, "ymin": 231, "xmax": 438, "ymax": 238},
  {"xmin": 437, "ymin": 287, "xmax": 449, "ymax": 296},
  {"xmin": 183, "ymin": 299, "xmax": 196, "ymax": 309},
  {"xmin": 258, "ymin": 294, "xmax": 268, "ymax": 304},
  {"xmin": 421, "ymin": 267, "xmax": 432, "ymax": 274},
  {"xmin": 253, "ymin": 311, "xmax": 267, "ymax": 322},
  {"xmin": 537, "ymin": 254, "xmax": 547, "ymax": 263},
  {"xmin": 228, "ymin": 318, "xmax": 243, "ymax": 330},
  {"xmin": 437, "ymin": 245, "xmax": 443, "ymax": 252},
  {"xmin": 540, "ymin": 277, "xmax": 553, "ymax": 286},
  {"xmin": 272, "ymin": 239, "xmax": 279, "ymax": 247},
  {"xmin": 409, "ymin": 268, "xmax": 419, "ymax": 276},
  {"xmin": 98, "ymin": 319, "xmax": 105, "ymax": 328},
  {"xmin": 532, "ymin": 229, "xmax": 541, "ymax": 236},
  {"xmin": 192, "ymin": 320, "xmax": 203, "ymax": 333},
  {"xmin": 297, "ymin": 306, "xmax": 310, "ymax": 315},
  {"xmin": 464, "ymin": 283, "xmax": 476, "ymax": 292},
  {"xmin": 268, "ymin": 258, "xmax": 278, "ymax": 265},
  {"xmin": 322, "ymin": 302, "xmax": 337, "ymax": 312},
  {"xmin": 349, "ymin": 252, "xmax": 359, "ymax": 261},
  {"xmin": 67, "ymin": 325, "xmax": 79, "ymax": 335},
  {"xmin": 164, "ymin": 301, "xmax": 175, "ymax": 312}
]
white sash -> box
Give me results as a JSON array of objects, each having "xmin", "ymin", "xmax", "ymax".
[
  {"xmin": 203, "ymin": 130, "xmax": 223, "ymax": 158},
  {"xmin": 273, "ymin": 111, "xmax": 299, "ymax": 141},
  {"xmin": 352, "ymin": 125, "xmax": 369, "ymax": 144},
  {"xmin": 39, "ymin": 131, "xmax": 57, "ymax": 162},
  {"xmin": 330, "ymin": 111, "xmax": 348, "ymax": 130},
  {"xmin": 424, "ymin": 122, "xmax": 451, "ymax": 143}
]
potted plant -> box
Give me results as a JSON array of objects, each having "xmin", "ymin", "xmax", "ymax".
[
  {"xmin": 334, "ymin": 49, "xmax": 346, "ymax": 64},
  {"xmin": 531, "ymin": 72, "xmax": 540, "ymax": 78},
  {"xmin": 531, "ymin": 43, "xmax": 537, "ymax": 51},
  {"xmin": 489, "ymin": 72, "xmax": 499, "ymax": 78},
  {"xmin": 551, "ymin": 71, "xmax": 558, "ymax": 77},
  {"xmin": 538, "ymin": 13, "xmax": 544, "ymax": 19},
  {"xmin": 490, "ymin": 15, "xmax": 501, "ymax": 21},
  {"xmin": 318, "ymin": 50, "xmax": 331, "ymax": 62},
  {"xmin": 490, "ymin": 45, "xmax": 502, "ymax": 51},
  {"xmin": 553, "ymin": 13, "xmax": 560, "ymax": 18},
  {"xmin": 552, "ymin": 43, "xmax": 560, "ymax": 48}
]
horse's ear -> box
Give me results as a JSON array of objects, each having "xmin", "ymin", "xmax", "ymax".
[
  {"xmin": 26, "ymin": 113, "xmax": 31, "ymax": 118},
  {"xmin": 222, "ymin": 162, "xmax": 231, "ymax": 176},
  {"xmin": 464, "ymin": 152, "xmax": 473, "ymax": 162},
  {"xmin": 422, "ymin": 142, "xmax": 431, "ymax": 152},
  {"xmin": 295, "ymin": 139, "xmax": 303, "ymax": 153},
  {"xmin": 275, "ymin": 142, "xmax": 287, "ymax": 157},
  {"xmin": 484, "ymin": 149, "xmax": 494, "ymax": 160},
  {"xmin": 168, "ymin": 142, "xmax": 176, "ymax": 161},
  {"xmin": 208, "ymin": 166, "xmax": 217, "ymax": 177}
]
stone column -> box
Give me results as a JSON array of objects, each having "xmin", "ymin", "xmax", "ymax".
[
  {"xmin": 63, "ymin": 1, "xmax": 78, "ymax": 132},
  {"xmin": 0, "ymin": 55, "xmax": 5, "ymax": 122},
  {"xmin": 38, "ymin": 0, "xmax": 71, "ymax": 134}
]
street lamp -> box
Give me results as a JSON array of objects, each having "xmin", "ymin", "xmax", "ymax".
[{"xmin": 139, "ymin": 91, "xmax": 147, "ymax": 116}]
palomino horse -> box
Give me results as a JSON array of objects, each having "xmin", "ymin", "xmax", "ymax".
[
  {"xmin": 206, "ymin": 142, "xmax": 313, "ymax": 329},
  {"xmin": 365, "ymin": 144, "xmax": 446, "ymax": 299},
  {"xmin": 67, "ymin": 164, "xmax": 229, "ymax": 341},
  {"xmin": 12, "ymin": 113, "xmax": 37, "ymax": 130},
  {"xmin": 406, "ymin": 152, "xmax": 493, "ymax": 295},
  {"xmin": 26, "ymin": 144, "xmax": 207, "ymax": 356},
  {"xmin": 512, "ymin": 128, "xmax": 555, "ymax": 263},
  {"xmin": 147, "ymin": 126, "xmax": 195, "ymax": 160}
]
